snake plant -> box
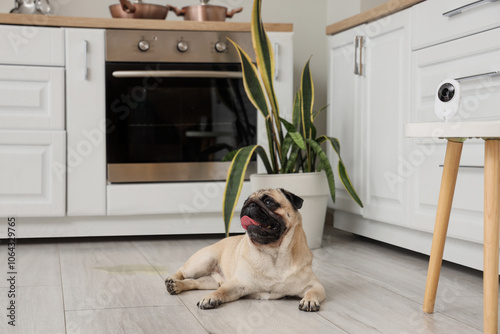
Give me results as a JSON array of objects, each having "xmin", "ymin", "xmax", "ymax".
[{"xmin": 222, "ymin": 0, "xmax": 363, "ymax": 236}]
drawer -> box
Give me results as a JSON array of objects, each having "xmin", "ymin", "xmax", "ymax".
[
  {"xmin": 412, "ymin": 0, "xmax": 500, "ymax": 50},
  {"xmin": 0, "ymin": 130, "xmax": 66, "ymax": 217},
  {"xmin": 0, "ymin": 25, "xmax": 64, "ymax": 66},
  {"xmin": 411, "ymin": 27, "xmax": 500, "ymax": 123},
  {"xmin": 0, "ymin": 65, "xmax": 65, "ymax": 130}
]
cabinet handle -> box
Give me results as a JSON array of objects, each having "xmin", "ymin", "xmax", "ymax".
[
  {"xmin": 83, "ymin": 40, "xmax": 89, "ymax": 80},
  {"xmin": 358, "ymin": 36, "xmax": 364, "ymax": 76},
  {"xmin": 455, "ymin": 70, "xmax": 500, "ymax": 82},
  {"xmin": 354, "ymin": 36, "xmax": 364, "ymax": 76},
  {"xmin": 112, "ymin": 70, "xmax": 243, "ymax": 79},
  {"xmin": 274, "ymin": 42, "xmax": 279, "ymax": 81},
  {"xmin": 354, "ymin": 36, "xmax": 359, "ymax": 75},
  {"xmin": 443, "ymin": 0, "xmax": 498, "ymax": 17}
]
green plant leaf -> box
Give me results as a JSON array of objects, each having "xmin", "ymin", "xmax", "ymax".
[
  {"xmin": 251, "ymin": 0, "xmax": 283, "ymax": 151},
  {"xmin": 285, "ymin": 145, "xmax": 301, "ymax": 173},
  {"xmin": 252, "ymin": 0, "xmax": 278, "ymax": 116},
  {"xmin": 319, "ymin": 135, "xmax": 363, "ymax": 208},
  {"xmin": 292, "ymin": 90, "xmax": 301, "ymax": 129},
  {"xmin": 280, "ymin": 117, "xmax": 306, "ymax": 150},
  {"xmin": 313, "ymin": 105, "xmax": 328, "ymax": 121},
  {"xmin": 228, "ymin": 39, "xmax": 269, "ymax": 118},
  {"xmin": 265, "ymin": 115, "xmax": 278, "ymax": 173},
  {"xmin": 305, "ymin": 139, "xmax": 335, "ymax": 202},
  {"xmin": 280, "ymin": 134, "xmax": 293, "ymax": 173},
  {"xmin": 301, "ymin": 59, "xmax": 314, "ymax": 139},
  {"xmin": 223, "ymin": 145, "xmax": 272, "ymax": 237}
]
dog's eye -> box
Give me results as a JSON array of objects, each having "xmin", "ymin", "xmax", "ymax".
[{"xmin": 265, "ymin": 199, "xmax": 272, "ymax": 206}]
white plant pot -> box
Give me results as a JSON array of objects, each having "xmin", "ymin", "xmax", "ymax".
[{"xmin": 250, "ymin": 171, "xmax": 329, "ymax": 249}]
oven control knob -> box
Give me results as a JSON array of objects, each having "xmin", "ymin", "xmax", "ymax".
[
  {"xmin": 177, "ymin": 41, "xmax": 189, "ymax": 52},
  {"xmin": 137, "ymin": 40, "xmax": 150, "ymax": 52},
  {"xmin": 215, "ymin": 41, "xmax": 227, "ymax": 53}
]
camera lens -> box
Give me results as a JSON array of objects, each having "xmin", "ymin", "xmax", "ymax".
[{"xmin": 437, "ymin": 83, "xmax": 455, "ymax": 102}]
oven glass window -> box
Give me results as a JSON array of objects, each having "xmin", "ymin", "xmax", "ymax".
[{"xmin": 106, "ymin": 63, "xmax": 257, "ymax": 164}]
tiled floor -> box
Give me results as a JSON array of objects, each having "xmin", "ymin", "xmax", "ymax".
[{"xmin": 0, "ymin": 222, "xmax": 492, "ymax": 333}]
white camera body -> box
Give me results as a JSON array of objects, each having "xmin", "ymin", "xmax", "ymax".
[{"xmin": 434, "ymin": 79, "xmax": 461, "ymax": 121}]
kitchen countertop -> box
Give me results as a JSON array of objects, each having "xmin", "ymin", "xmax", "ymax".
[
  {"xmin": 0, "ymin": 13, "xmax": 292, "ymax": 32},
  {"xmin": 326, "ymin": 0, "xmax": 424, "ymax": 35}
]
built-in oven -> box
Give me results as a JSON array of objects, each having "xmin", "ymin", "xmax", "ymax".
[{"xmin": 105, "ymin": 29, "xmax": 257, "ymax": 183}]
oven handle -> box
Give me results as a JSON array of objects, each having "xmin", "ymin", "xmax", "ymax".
[{"xmin": 112, "ymin": 70, "xmax": 243, "ymax": 79}]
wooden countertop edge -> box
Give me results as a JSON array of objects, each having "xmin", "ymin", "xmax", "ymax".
[
  {"xmin": 0, "ymin": 13, "xmax": 293, "ymax": 32},
  {"xmin": 326, "ymin": 0, "xmax": 424, "ymax": 35}
]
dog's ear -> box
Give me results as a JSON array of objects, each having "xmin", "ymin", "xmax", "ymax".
[{"xmin": 280, "ymin": 188, "xmax": 304, "ymax": 210}]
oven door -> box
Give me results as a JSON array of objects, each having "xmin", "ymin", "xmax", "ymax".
[{"xmin": 106, "ymin": 62, "xmax": 257, "ymax": 183}]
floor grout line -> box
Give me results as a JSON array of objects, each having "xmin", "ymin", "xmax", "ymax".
[{"xmin": 57, "ymin": 243, "xmax": 69, "ymax": 334}]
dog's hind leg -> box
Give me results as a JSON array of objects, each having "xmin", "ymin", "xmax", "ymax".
[
  {"xmin": 166, "ymin": 275, "xmax": 219, "ymax": 295},
  {"xmin": 166, "ymin": 244, "xmax": 220, "ymax": 295}
]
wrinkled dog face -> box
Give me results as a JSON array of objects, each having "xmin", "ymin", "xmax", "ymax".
[{"xmin": 240, "ymin": 188, "xmax": 304, "ymax": 245}]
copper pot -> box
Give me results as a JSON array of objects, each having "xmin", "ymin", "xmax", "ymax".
[
  {"xmin": 109, "ymin": 0, "xmax": 169, "ymax": 19},
  {"xmin": 169, "ymin": 0, "xmax": 242, "ymax": 22}
]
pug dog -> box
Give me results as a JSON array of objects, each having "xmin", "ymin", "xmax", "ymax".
[{"xmin": 165, "ymin": 188, "xmax": 325, "ymax": 312}]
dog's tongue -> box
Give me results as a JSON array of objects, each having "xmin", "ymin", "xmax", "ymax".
[{"xmin": 241, "ymin": 216, "xmax": 259, "ymax": 230}]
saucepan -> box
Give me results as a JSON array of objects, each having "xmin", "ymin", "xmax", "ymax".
[
  {"xmin": 169, "ymin": 0, "xmax": 243, "ymax": 22},
  {"xmin": 109, "ymin": 0, "xmax": 169, "ymax": 19}
]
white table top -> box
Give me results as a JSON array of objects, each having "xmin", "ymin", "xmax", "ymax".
[{"xmin": 405, "ymin": 121, "xmax": 500, "ymax": 138}]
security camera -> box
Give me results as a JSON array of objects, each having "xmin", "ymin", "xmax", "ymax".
[{"xmin": 435, "ymin": 79, "xmax": 461, "ymax": 121}]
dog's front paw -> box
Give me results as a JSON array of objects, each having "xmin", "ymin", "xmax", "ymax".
[
  {"xmin": 197, "ymin": 295, "xmax": 222, "ymax": 310},
  {"xmin": 299, "ymin": 298, "xmax": 320, "ymax": 312},
  {"xmin": 165, "ymin": 278, "xmax": 180, "ymax": 295}
]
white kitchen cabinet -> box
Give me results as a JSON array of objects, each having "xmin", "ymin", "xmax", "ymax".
[
  {"xmin": 328, "ymin": 0, "xmax": 500, "ymax": 270},
  {"xmin": 0, "ymin": 25, "xmax": 66, "ymax": 217},
  {"xmin": 0, "ymin": 65, "xmax": 65, "ymax": 130},
  {"xmin": 412, "ymin": 0, "xmax": 500, "ymax": 50},
  {"xmin": 0, "ymin": 25, "xmax": 64, "ymax": 66},
  {"xmin": 0, "ymin": 130, "xmax": 66, "ymax": 217},
  {"xmin": 327, "ymin": 25, "xmax": 364, "ymax": 216},
  {"xmin": 327, "ymin": 10, "xmax": 410, "ymax": 225},
  {"xmin": 65, "ymin": 28, "xmax": 106, "ymax": 216},
  {"xmin": 408, "ymin": 19, "xmax": 500, "ymax": 245},
  {"xmin": 362, "ymin": 12, "xmax": 411, "ymax": 226}
]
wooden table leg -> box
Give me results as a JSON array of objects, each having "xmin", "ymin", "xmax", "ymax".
[
  {"xmin": 484, "ymin": 139, "xmax": 500, "ymax": 334},
  {"xmin": 423, "ymin": 140, "xmax": 463, "ymax": 313}
]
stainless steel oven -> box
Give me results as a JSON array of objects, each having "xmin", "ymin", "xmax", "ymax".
[{"xmin": 105, "ymin": 29, "xmax": 257, "ymax": 183}]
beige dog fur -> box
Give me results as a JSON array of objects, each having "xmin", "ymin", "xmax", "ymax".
[{"xmin": 165, "ymin": 188, "xmax": 326, "ymax": 311}]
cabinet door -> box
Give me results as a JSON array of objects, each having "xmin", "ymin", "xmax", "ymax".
[
  {"xmin": 0, "ymin": 65, "xmax": 64, "ymax": 130},
  {"xmin": 327, "ymin": 26, "xmax": 364, "ymax": 215},
  {"xmin": 0, "ymin": 25, "xmax": 64, "ymax": 66},
  {"xmin": 0, "ymin": 130, "xmax": 65, "ymax": 216},
  {"xmin": 362, "ymin": 10, "xmax": 410, "ymax": 226},
  {"xmin": 65, "ymin": 29, "xmax": 106, "ymax": 216}
]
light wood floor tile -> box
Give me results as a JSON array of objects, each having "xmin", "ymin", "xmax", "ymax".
[
  {"xmin": 59, "ymin": 241, "xmax": 182, "ymax": 310},
  {"xmin": 65, "ymin": 306, "xmax": 208, "ymax": 334},
  {"xmin": 1, "ymin": 286, "xmax": 65, "ymax": 334},
  {"xmin": 318, "ymin": 269, "xmax": 481, "ymax": 334},
  {"xmin": 176, "ymin": 290, "xmax": 346, "ymax": 334},
  {"xmin": 133, "ymin": 237, "xmax": 220, "ymax": 280},
  {"xmin": 1, "ymin": 222, "xmax": 494, "ymax": 333},
  {"xmin": 0, "ymin": 243, "xmax": 61, "ymax": 288}
]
